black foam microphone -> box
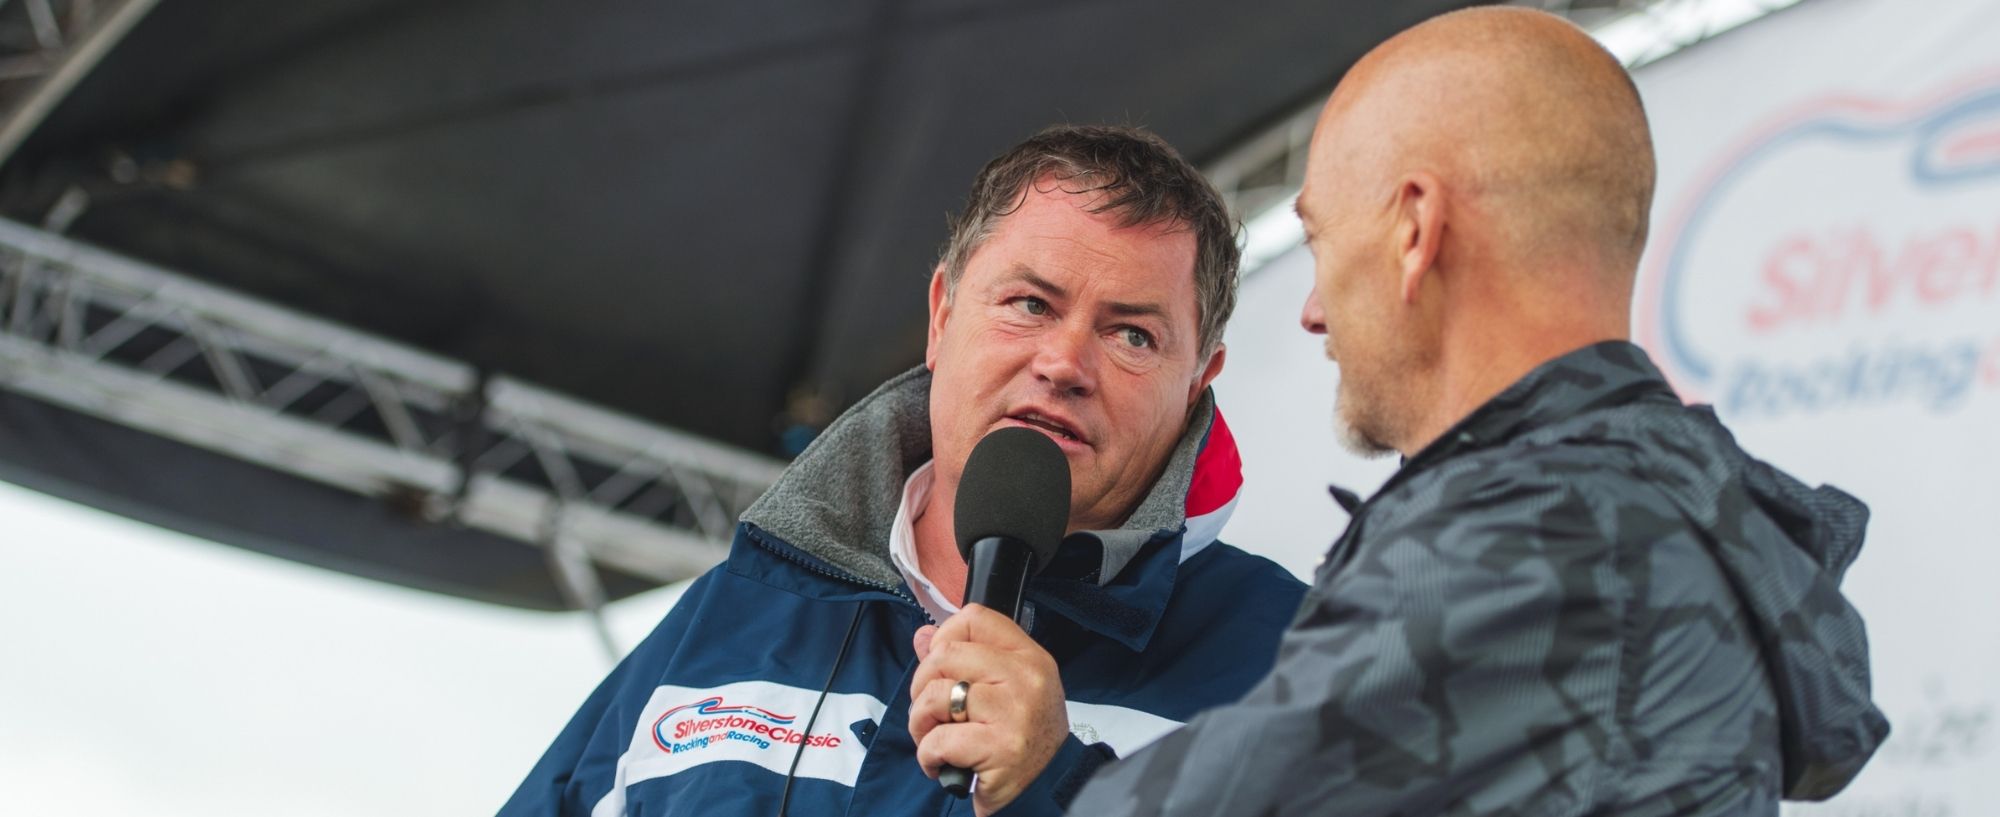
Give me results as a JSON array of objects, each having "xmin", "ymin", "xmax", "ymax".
[{"xmin": 937, "ymin": 426, "xmax": 1070, "ymax": 798}]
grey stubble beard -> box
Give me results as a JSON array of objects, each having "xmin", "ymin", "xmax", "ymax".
[{"xmin": 1332, "ymin": 373, "xmax": 1395, "ymax": 460}]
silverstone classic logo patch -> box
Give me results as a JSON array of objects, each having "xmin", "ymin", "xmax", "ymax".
[
  {"xmin": 1637, "ymin": 70, "xmax": 2000, "ymax": 418},
  {"xmin": 610, "ymin": 681, "xmax": 885, "ymax": 794},
  {"xmin": 598, "ymin": 684, "xmax": 1185, "ymax": 814},
  {"xmin": 651, "ymin": 695, "xmax": 843, "ymax": 754}
]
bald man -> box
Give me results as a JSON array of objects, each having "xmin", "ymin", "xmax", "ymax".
[{"xmin": 1066, "ymin": 9, "xmax": 1887, "ymax": 815}]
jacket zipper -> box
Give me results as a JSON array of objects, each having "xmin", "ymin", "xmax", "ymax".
[{"xmin": 744, "ymin": 526, "xmax": 936, "ymax": 624}]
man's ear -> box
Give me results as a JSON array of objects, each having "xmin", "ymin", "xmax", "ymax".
[
  {"xmin": 925, "ymin": 266, "xmax": 951, "ymax": 371},
  {"xmin": 1189, "ymin": 343, "xmax": 1227, "ymax": 406},
  {"xmin": 1393, "ymin": 171, "xmax": 1446, "ymax": 304}
]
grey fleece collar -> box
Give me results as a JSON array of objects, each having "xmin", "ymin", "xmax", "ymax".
[{"xmin": 740, "ymin": 366, "xmax": 1214, "ymax": 590}]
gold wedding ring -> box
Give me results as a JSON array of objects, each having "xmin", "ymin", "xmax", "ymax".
[{"xmin": 948, "ymin": 680, "xmax": 970, "ymax": 723}]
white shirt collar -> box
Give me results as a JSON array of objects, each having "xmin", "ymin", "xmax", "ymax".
[{"xmin": 889, "ymin": 460, "xmax": 959, "ymax": 623}]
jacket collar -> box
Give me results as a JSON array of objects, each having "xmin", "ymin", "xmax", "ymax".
[
  {"xmin": 1400, "ymin": 340, "xmax": 1679, "ymax": 475},
  {"xmin": 738, "ymin": 366, "xmax": 1239, "ymax": 650}
]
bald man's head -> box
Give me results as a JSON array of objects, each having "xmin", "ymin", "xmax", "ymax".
[
  {"xmin": 1310, "ymin": 7, "xmax": 1655, "ymax": 277},
  {"xmin": 1296, "ymin": 7, "xmax": 1658, "ymax": 457}
]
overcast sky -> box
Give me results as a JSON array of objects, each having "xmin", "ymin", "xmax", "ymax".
[{"xmin": 0, "ymin": 476, "xmax": 687, "ymax": 817}]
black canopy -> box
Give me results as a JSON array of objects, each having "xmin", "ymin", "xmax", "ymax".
[{"xmin": 0, "ymin": 0, "xmax": 1478, "ymax": 608}]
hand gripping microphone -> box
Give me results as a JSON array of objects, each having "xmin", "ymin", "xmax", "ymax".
[{"xmin": 937, "ymin": 426, "xmax": 1071, "ymax": 798}]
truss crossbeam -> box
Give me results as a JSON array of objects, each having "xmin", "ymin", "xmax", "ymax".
[{"xmin": 0, "ymin": 218, "xmax": 784, "ymax": 589}]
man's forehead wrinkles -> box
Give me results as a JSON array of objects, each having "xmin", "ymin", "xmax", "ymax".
[
  {"xmin": 1029, "ymin": 230, "xmax": 1137, "ymax": 266},
  {"xmin": 997, "ymin": 251, "xmax": 1178, "ymax": 293}
]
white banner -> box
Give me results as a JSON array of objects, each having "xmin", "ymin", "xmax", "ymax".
[{"xmin": 1637, "ymin": 2, "xmax": 1998, "ymax": 813}]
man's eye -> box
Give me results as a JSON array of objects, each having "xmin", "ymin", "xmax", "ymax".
[
  {"xmin": 1014, "ymin": 297, "xmax": 1050, "ymax": 316},
  {"xmin": 1120, "ymin": 327, "xmax": 1154, "ymax": 349}
]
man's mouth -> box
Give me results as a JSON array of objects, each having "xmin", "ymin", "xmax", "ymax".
[{"xmin": 1007, "ymin": 411, "xmax": 1087, "ymax": 446}]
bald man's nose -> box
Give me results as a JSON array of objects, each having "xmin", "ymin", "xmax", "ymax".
[{"xmin": 1300, "ymin": 283, "xmax": 1329, "ymax": 335}]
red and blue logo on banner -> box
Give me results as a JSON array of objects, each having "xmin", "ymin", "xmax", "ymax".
[{"xmin": 1638, "ymin": 71, "xmax": 2000, "ymax": 417}]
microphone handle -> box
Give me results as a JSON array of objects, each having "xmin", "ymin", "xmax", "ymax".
[
  {"xmin": 940, "ymin": 536, "xmax": 1033, "ymax": 798},
  {"xmin": 962, "ymin": 536, "xmax": 1033, "ymax": 618}
]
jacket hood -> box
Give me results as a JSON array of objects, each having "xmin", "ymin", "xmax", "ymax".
[
  {"xmin": 740, "ymin": 366, "xmax": 1241, "ymax": 594},
  {"xmin": 1647, "ymin": 404, "xmax": 1890, "ymax": 800},
  {"xmin": 1410, "ymin": 342, "xmax": 1889, "ymax": 800}
]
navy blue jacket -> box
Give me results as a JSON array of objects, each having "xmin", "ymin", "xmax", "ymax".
[{"xmin": 500, "ymin": 368, "xmax": 1305, "ymax": 817}]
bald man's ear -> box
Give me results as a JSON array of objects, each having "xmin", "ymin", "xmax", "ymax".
[{"xmin": 1393, "ymin": 172, "xmax": 1446, "ymax": 304}]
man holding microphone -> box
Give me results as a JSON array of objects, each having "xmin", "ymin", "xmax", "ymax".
[{"xmin": 500, "ymin": 125, "xmax": 1306, "ymax": 817}]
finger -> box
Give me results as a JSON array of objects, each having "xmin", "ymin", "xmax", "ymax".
[
  {"xmin": 908, "ymin": 637, "xmax": 1012, "ymax": 699},
  {"xmin": 917, "ymin": 722, "xmax": 1039, "ymax": 813},
  {"xmin": 914, "ymin": 722, "xmax": 1006, "ymax": 781},
  {"xmin": 912, "ymin": 624, "xmax": 937, "ymax": 659},
  {"xmin": 906, "ymin": 677, "xmax": 976, "ymax": 744},
  {"xmin": 935, "ymin": 604, "xmax": 1039, "ymax": 654}
]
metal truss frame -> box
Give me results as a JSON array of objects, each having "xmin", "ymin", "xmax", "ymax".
[
  {"xmin": 0, "ymin": 2, "xmax": 783, "ymax": 648},
  {"xmin": 0, "ymin": 0, "xmax": 161, "ymax": 168},
  {"xmin": 0, "ymin": 217, "xmax": 785, "ymax": 623}
]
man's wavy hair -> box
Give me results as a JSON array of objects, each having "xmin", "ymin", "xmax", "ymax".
[{"xmin": 937, "ymin": 125, "xmax": 1241, "ymax": 357}]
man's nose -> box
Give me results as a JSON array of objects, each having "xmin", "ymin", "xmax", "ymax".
[
  {"xmin": 1300, "ymin": 283, "xmax": 1329, "ymax": 335},
  {"xmin": 1032, "ymin": 322, "xmax": 1098, "ymax": 397}
]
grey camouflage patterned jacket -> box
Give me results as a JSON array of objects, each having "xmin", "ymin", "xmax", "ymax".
[{"xmin": 1067, "ymin": 341, "xmax": 1888, "ymax": 816}]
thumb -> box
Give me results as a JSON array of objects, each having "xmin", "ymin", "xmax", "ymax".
[{"xmin": 912, "ymin": 624, "xmax": 937, "ymax": 659}]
